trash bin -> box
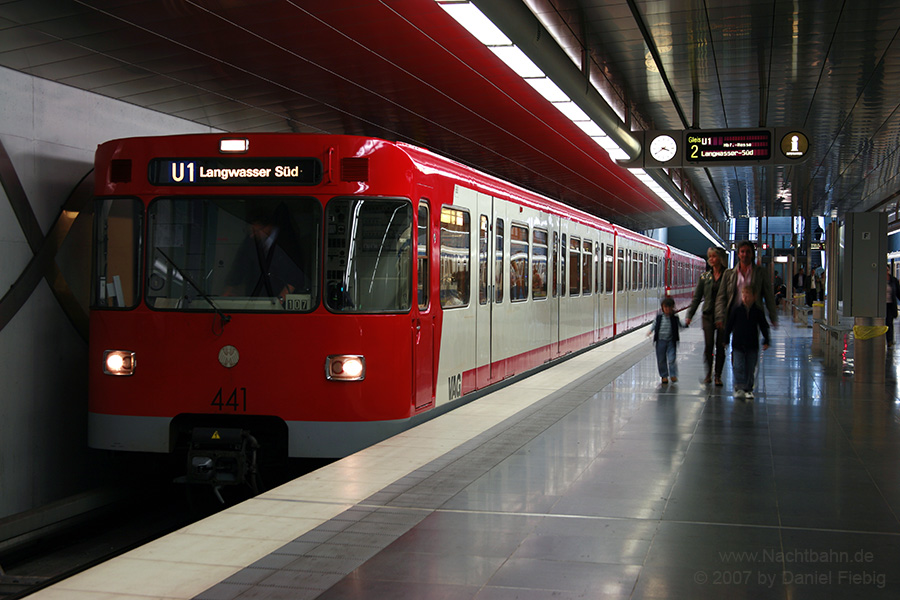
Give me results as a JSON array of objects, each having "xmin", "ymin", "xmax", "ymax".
[{"xmin": 854, "ymin": 317, "xmax": 886, "ymax": 383}]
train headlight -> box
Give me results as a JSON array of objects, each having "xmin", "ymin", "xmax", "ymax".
[
  {"xmin": 103, "ymin": 350, "xmax": 136, "ymax": 376},
  {"xmin": 325, "ymin": 355, "xmax": 365, "ymax": 381}
]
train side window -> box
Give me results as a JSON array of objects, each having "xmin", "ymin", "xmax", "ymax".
[
  {"xmin": 627, "ymin": 249, "xmax": 633, "ymax": 291},
  {"xmin": 532, "ymin": 228, "xmax": 548, "ymax": 300},
  {"xmin": 552, "ymin": 232, "xmax": 559, "ymax": 297},
  {"xmin": 569, "ymin": 237, "xmax": 581, "ymax": 296},
  {"xmin": 417, "ymin": 202, "xmax": 429, "ymax": 310},
  {"xmin": 631, "ymin": 250, "xmax": 638, "ymax": 291},
  {"xmin": 495, "ymin": 218, "xmax": 504, "ymax": 303},
  {"xmin": 93, "ymin": 197, "xmax": 142, "ymax": 309},
  {"xmin": 479, "ymin": 214, "xmax": 489, "ymax": 305},
  {"xmin": 638, "ymin": 252, "xmax": 644, "ymax": 290},
  {"xmin": 595, "ymin": 242, "xmax": 601, "ymax": 294},
  {"xmin": 617, "ymin": 248, "xmax": 625, "ymax": 292},
  {"xmin": 582, "ymin": 239, "xmax": 592, "ymax": 295},
  {"xmin": 510, "ymin": 223, "xmax": 529, "ymax": 302},
  {"xmin": 560, "ymin": 234, "xmax": 567, "ymax": 297},
  {"xmin": 605, "ymin": 244, "xmax": 614, "ymax": 293},
  {"xmin": 440, "ymin": 207, "xmax": 470, "ymax": 308}
]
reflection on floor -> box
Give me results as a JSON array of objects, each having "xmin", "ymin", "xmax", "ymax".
[{"xmin": 195, "ymin": 314, "xmax": 900, "ymax": 600}]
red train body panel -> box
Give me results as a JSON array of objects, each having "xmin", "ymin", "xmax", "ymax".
[{"xmin": 88, "ymin": 133, "xmax": 704, "ymax": 465}]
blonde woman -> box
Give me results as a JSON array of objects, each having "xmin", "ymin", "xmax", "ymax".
[{"xmin": 686, "ymin": 246, "xmax": 727, "ymax": 385}]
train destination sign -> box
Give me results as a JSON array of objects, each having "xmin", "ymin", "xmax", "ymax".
[
  {"xmin": 148, "ymin": 157, "xmax": 322, "ymax": 186},
  {"xmin": 638, "ymin": 128, "xmax": 810, "ymax": 168}
]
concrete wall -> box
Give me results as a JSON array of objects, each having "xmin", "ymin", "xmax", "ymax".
[{"xmin": 0, "ymin": 66, "xmax": 218, "ymax": 519}]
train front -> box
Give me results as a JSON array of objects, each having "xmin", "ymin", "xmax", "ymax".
[{"xmin": 88, "ymin": 134, "xmax": 425, "ymax": 489}]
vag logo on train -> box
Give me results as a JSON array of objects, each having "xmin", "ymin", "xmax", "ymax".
[{"xmin": 448, "ymin": 373, "xmax": 462, "ymax": 401}]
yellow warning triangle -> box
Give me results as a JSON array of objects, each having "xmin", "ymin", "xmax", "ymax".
[{"xmin": 211, "ymin": 430, "xmax": 221, "ymax": 440}]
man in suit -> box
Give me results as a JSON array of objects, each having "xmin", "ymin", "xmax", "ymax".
[
  {"xmin": 793, "ymin": 265, "xmax": 806, "ymax": 295},
  {"xmin": 715, "ymin": 240, "xmax": 778, "ymax": 331}
]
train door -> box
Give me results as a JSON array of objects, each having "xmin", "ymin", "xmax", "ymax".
[
  {"xmin": 414, "ymin": 200, "xmax": 434, "ymax": 410},
  {"xmin": 550, "ymin": 220, "xmax": 561, "ymax": 357},
  {"xmin": 475, "ymin": 192, "xmax": 494, "ymax": 388},
  {"xmin": 615, "ymin": 240, "xmax": 628, "ymax": 331},
  {"xmin": 593, "ymin": 235, "xmax": 600, "ymax": 341},
  {"xmin": 558, "ymin": 226, "xmax": 569, "ymax": 355},
  {"xmin": 601, "ymin": 234, "xmax": 615, "ymax": 338},
  {"xmin": 491, "ymin": 201, "xmax": 509, "ymax": 381}
]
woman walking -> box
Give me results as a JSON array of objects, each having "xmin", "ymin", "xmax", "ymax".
[{"xmin": 686, "ymin": 246, "xmax": 728, "ymax": 385}]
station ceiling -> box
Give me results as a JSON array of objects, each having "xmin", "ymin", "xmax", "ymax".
[{"xmin": 2, "ymin": 0, "xmax": 899, "ymax": 236}]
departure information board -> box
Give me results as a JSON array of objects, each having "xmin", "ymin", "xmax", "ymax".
[
  {"xmin": 685, "ymin": 130, "xmax": 771, "ymax": 163},
  {"xmin": 637, "ymin": 128, "xmax": 810, "ymax": 168}
]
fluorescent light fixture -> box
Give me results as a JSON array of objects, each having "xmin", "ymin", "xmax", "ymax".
[
  {"xmin": 553, "ymin": 101, "xmax": 591, "ymax": 122},
  {"xmin": 438, "ymin": 1, "xmax": 719, "ymax": 244},
  {"xmin": 438, "ymin": 2, "xmax": 511, "ymax": 45},
  {"xmin": 590, "ymin": 135, "xmax": 629, "ymax": 161},
  {"xmin": 630, "ymin": 168, "xmax": 719, "ymax": 245},
  {"xmin": 490, "ymin": 46, "xmax": 544, "ymax": 77},
  {"xmin": 605, "ymin": 147, "xmax": 630, "ymax": 162},
  {"xmin": 526, "ymin": 78, "xmax": 568, "ymax": 102},
  {"xmin": 573, "ymin": 120, "xmax": 605, "ymax": 137}
]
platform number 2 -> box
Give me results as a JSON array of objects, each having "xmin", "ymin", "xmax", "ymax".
[{"xmin": 448, "ymin": 374, "xmax": 462, "ymax": 401}]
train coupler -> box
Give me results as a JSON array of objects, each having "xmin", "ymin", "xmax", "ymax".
[{"xmin": 175, "ymin": 427, "xmax": 260, "ymax": 498}]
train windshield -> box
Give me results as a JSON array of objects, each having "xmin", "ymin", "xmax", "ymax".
[
  {"xmin": 93, "ymin": 195, "xmax": 413, "ymax": 313},
  {"xmin": 145, "ymin": 197, "xmax": 321, "ymax": 312},
  {"xmin": 324, "ymin": 197, "xmax": 413, "ymax": 313}
]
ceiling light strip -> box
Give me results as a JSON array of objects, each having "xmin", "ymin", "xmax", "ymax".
[{"xmin": 437, "ymin": 0, "xmax": 722, "ymax": 245}]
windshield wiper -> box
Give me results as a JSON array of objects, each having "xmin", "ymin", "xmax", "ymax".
[{"xmin": 156, "ymin": 248, "xmax": 231, "ymax": 328}]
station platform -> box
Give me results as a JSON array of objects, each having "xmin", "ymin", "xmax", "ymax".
[{"xmin": 31, "ymin": 317, "xmax": 900, "ymax": 599}]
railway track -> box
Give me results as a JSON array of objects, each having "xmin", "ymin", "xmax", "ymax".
[
  {"xmin": 0, "ymin": 482, "xmax": 196, "ymax": 599},
  {"xmin": 0, "ymin": 458, "xmax": 330, "ymax": 599}
]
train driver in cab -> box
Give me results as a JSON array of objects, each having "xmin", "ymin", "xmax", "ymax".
[{"xmin": 223, "ymin": 204, "xmax": 308, "ymax": 303}]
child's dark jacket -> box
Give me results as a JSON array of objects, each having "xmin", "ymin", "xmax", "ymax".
[
  {"xmin": 726, "ymin": 302, "xmax": 770, "ymax": 351},
  {"xmin": 652, "ymin": 312, "xmax": 684, "ymax": 344}
]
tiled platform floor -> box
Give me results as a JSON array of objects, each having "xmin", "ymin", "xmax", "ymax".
[
  {"xmin": 34, "ymin": 315, "xmax": 900, "ymax": 599},
  {"xmin": 196, "ymin": 316, "xmax": 900, "ymax": 599}
]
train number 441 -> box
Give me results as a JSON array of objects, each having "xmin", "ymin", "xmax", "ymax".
[{"xmin": 212, "ymin": 387, "xmax": 247, "ymax": 411}]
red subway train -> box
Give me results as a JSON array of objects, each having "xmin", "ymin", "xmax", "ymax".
[{"xmin": 88, "ymin": 133, "xmax": 703, "ymax": 488}]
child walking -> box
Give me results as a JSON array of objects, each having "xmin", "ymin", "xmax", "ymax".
[
  {"xmin": 726, "ymin": 285, "xmax": 771, "ymax": 400},
  {"xmin": 648, "ymin": 296, "xmax": 684, "ymax": 384}
]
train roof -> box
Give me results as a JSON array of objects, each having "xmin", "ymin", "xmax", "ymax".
[{"xmin": 96, "ymin": 132, "xmax": 695, "ymax": 256}]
